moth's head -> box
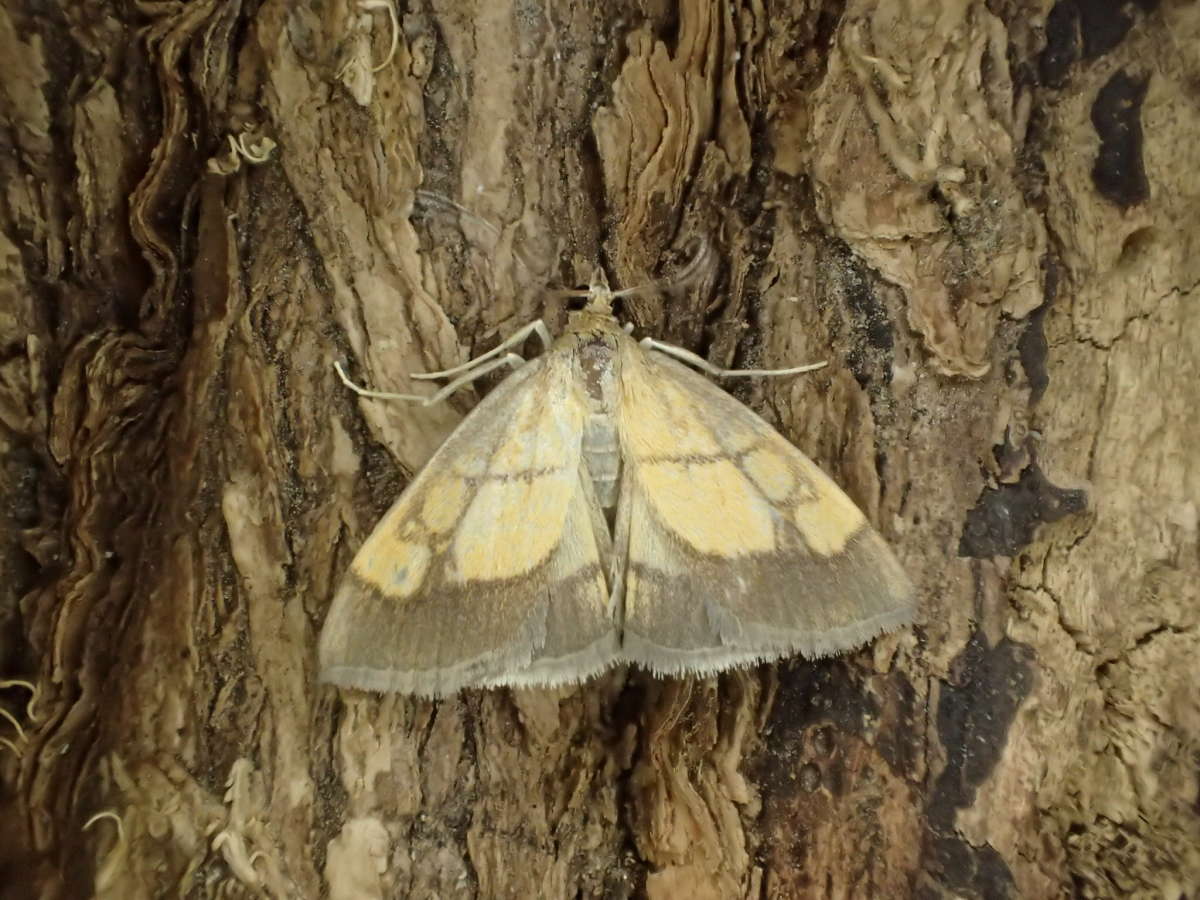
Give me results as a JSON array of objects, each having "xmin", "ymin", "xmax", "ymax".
[
  {"xmin": 583, "ymin": 267, "xmax": 616, "ymax": 315},
  {"xmin": 563, "ymin": 267, "xmax": 621, "ymax": 334}
]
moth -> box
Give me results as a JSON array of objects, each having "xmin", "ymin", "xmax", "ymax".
[{"xmin": 319, "ymin": 274, "xmax": 914, "ymax": 696}]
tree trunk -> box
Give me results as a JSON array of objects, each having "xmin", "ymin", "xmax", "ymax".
[{"xmin": 1, "ymin": 1, "xmax": 1196, "ymax": 897}]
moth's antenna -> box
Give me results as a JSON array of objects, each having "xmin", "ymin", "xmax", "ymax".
[
  {"xmin": 411, "ymin": 189, "xmax": 547, "ymax": 293},
  {"xmin": 413, "ymin": 190, "xmax": 503, "ymax": 241},
  {"xmin": 610, "ymin": 236, "xmax": 716, "ymax": 300},
  {"xmin": 549, "ymin": 237, "xmax": 717, "ymax": 306}
]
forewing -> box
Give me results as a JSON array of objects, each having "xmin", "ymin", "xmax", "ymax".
[
  {"xmin": 613, "ymin": 343, "xmax": 914, "ymax": 675},
  {"xmin": 319, "ymin": 352, "xmax": 617, "ymax": 696}
]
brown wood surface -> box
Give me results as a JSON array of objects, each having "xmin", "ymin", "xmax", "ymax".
[{"xmin": 0, "ymin": 1, "xmax": 1196, "ymax": 897}]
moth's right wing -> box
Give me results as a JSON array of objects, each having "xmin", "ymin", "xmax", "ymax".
[
  {"xmin": 318, "ymin": 351, "xmax": 618, "ymax": 697},
  {"xmin": 612, "ymin": 342, "xmax": 914, "ymax": 676}
]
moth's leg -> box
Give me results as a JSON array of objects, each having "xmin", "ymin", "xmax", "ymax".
[
  {"xmin": 640, "ymin": 337, "xmax": 827, "ymax": 378},
  {"xmin": 411, "ymin": 319, "xmax": 552, "ymax": 380},
  {"xmin": 334, "ymin": 353, "xmax": 525, "ymax": 407}
]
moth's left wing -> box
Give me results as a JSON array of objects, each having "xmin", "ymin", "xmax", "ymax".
[
  {"xmin": 613, "ymin": 343, "xmax": 914, "ymax": 676},
  {"xmin": 319, "ymin": 352, "xmax": 617, "ymax": 697}
]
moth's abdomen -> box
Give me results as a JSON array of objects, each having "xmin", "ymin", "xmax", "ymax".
[
  {"xmin": 575, "ymin": 333, "xmax": 623, "ymax": 512},
  {"xmin": 583, "ymin": 413, "xmax": 621, "ymax": 510}
]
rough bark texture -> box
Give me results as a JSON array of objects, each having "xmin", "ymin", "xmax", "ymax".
[{"xmin": 1, "ymin": 1, "xmax": 1197, "ymax": 898}]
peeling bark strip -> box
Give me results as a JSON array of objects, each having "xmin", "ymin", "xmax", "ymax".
[{"xmin": 1, "ymin": 1, "xmax": 1198, "ymax": 898}]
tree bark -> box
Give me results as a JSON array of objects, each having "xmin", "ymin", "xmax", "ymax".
[{"xmin": 1, "ymin": 1, "xmax": 1197, "ymax": 898}]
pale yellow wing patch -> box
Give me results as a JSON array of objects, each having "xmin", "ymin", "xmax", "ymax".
[
  {"xmin": 418, "ymin": 472, "xmax": 470, "ymax": 534},
  {"xmin": 637, "ymin": 459, "xmax": 775, "ymax": 556},
  {"xmin": 319, "ymin": 352, "xmax": 618, "ymax": 697},
  {"xmin": 614, "ymin": 341, "xmax": 913, "ymax": 674},
  {"xmin": 451, "ymin": 472, "xmax": 576, "ymax": 581}
]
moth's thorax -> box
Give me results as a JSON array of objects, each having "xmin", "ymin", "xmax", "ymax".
[
  {"xmin": 559, "ymin": 302, "xmax": 624, "ymax": 341},
  {"xmin": 554, "ymin": 304, "xmax": 626, "ymax": 406}
]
